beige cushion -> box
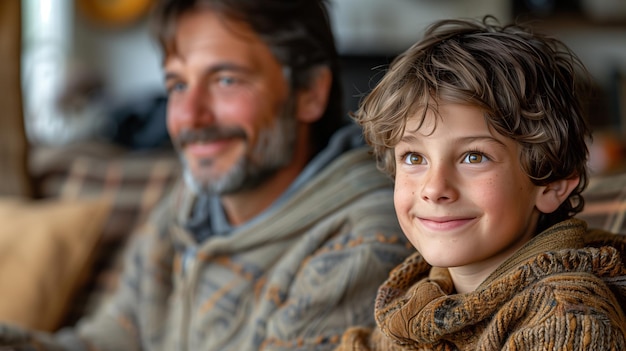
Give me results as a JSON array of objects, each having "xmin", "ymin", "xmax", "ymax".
[{"xmin": 0, "ymin": 197, "xmax": 110, "ymax": 331}]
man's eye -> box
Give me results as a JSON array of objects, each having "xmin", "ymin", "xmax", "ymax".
[
  {"xmin": 167, "ymin": 82, "xmax": 186, "ymax": 94},
  {"xmin": 217, "ymin": 76, "xmax": 237, "ymax": 86},
  {"xmin": 463, "ymin": 152, "xmax": 486, "ymax": 164},
  {"xmin": 403, "ymin": 153, "xmax": 424, "ymax": 165}
]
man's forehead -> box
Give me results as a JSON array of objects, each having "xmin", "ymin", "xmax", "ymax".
[{"xmin": 162, "ymin": 11, "xmax": 264, "ymax": 63}]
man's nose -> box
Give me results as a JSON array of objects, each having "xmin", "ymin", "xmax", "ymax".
[{"xmin": 169, "ymin": 85, "xmax": 215, "ymax": 128}]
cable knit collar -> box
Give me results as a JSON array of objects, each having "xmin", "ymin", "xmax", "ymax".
[
  {"xmin": 374, "ymin": 218, "xmax": 625, "ymax": 348},
  {"xmin": 478, "ymin": 218, "xmax": 586, "ymax": 288}
]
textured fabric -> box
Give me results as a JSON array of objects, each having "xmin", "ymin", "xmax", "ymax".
[
  {"xmin": 337, "ymin": 218, "xmax": 626, "ymax": 351},
  {"xmin": 31, "ymin": 143, "xmax": 180, "ymax": 243},
  {"xmin": 1, "ymin": 145, "xmax": 413, "ymax": 351}
]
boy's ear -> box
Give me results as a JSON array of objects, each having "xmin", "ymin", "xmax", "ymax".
[
  {"xmin": 535, "ymin": 176, "xmax": 581, "ymax": 213},
  {"xmin": 296, "ymin": 66, "xmax": 332, "ymax": 123}
]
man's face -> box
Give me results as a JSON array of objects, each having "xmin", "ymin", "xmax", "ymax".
[{"xmin": 163, "ymin": 9, "xmax": 296, "ymax": 195}]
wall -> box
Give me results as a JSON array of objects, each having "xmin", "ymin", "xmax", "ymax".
[
  {"xmin": 548, "ymin": 27, "xmax": 626, "ymax": 87},
  {"xmin": 73, "ymin": 15, "xmax": 164, "ymax": 104},
  {"xmin": 329, "ymin": 0, "xmax": 511, "ymax": 55}
]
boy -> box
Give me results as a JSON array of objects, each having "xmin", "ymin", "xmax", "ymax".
[{"xmin": 337, "ymin": 16, "xmax": 626, "ymax": 350}]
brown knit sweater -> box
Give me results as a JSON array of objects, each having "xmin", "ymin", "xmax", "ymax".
[{"xmin": 337, "ymin": 218, "xmax": 626, "ymax": 350}]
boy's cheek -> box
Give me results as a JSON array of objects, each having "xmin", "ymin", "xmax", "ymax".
[{"xmin": 393, "ymin": 193, "xmax": 414, "ymax": 225}]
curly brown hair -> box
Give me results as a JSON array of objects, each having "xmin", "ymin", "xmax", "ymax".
[{"xmin": 353, "ymin": 15, "xmax": 592, "ymax": 226}]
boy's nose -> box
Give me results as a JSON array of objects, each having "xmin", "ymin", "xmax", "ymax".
[{"xmin": 420, "ymin": 164, "xmax": 457, "ymax": 203}]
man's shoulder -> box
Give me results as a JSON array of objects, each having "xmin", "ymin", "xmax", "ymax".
[
  {"xmin": 321, "ymin": 146, "xmax": 391, "ymax": 188},
  {"xmin": 138, "ymin": 178, "xmax": 189, "ymax": 233}
]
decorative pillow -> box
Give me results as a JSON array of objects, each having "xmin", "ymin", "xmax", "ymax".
[
  {"xmin": 577, "ymin": 171, "xmax": 626, "ymax": 234},
  {"xmin": 0, "ymin": 197, "xmax": 110, "ymax": 331}
]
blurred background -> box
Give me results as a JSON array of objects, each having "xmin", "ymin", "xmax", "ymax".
[{"xmin": 3, "ymin": 0, "xmax": 626, "ymax": 198}]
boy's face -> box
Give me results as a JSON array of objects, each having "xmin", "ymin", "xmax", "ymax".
[{"xmin": 393, "ymin": 103, "xmax": 544, "ymax": 278}]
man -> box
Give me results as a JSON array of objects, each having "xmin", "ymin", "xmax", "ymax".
[{"xmin": 0, "ymin": 0, "xmax": 412, "ymax": 350}]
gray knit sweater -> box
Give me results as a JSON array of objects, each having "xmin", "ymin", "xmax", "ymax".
[{"xmin": 2, "ymin": 133, "xmax": 413, "ymax": 351}]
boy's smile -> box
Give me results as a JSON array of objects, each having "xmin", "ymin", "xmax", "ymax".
[{"xmin": 393, "ymin": 103, "xmax": 545, "ymax": 292}]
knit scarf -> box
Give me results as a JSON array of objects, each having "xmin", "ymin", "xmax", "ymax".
[{"xmin": 371, "ymin": 218, "xmax": 626, "ymax": 350}]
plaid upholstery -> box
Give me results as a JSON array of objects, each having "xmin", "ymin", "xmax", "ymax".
[
  {"xmin": 30, "ymin": 142, "xmax": 181, "ymax": 325},
  {"xmin": 577, "ymin": 171, "xmax": 626, "ymax": 235},
  {"xmin": 32, "ymin": 143, "xmax": 180, "ymax": 239}
]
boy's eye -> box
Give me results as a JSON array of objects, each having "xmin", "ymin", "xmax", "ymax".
[
  {"xmin": 463, "ymin": 152, "xmax": 486, "ymax": 164},
  {"xmin": 403, "ymin": 152, "xmax": 425, "ymax": 165}
]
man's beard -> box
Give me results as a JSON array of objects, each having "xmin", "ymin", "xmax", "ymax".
[{"xmin": 175, "ymin": 102, "xmax": 298, "ymax": 195}]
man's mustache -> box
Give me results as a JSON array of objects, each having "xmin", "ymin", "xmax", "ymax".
[{"xmin": 175, "ymin": 126, "xmax": 247, "ymax": 147}]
